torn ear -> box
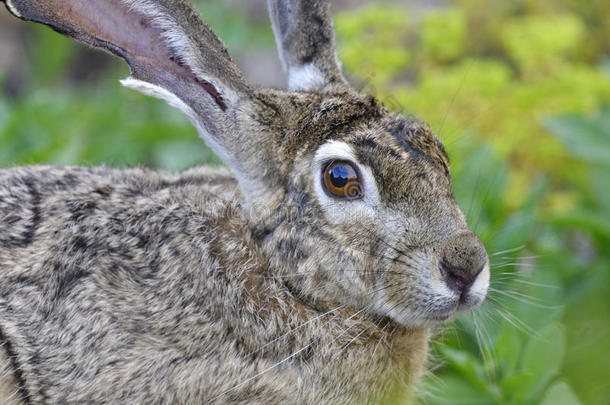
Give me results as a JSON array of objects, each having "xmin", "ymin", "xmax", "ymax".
[{"xmin": 3, "ymin": 0, "xmax": 228, "ymax": 111}]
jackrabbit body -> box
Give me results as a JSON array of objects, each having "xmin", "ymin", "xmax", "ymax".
[{"xmin": 0, "ymin": 1, "xmax": 490, "ymax": 404}]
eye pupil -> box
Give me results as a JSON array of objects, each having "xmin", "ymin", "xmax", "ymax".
[
  {"xmin": 323, "ymin": 161, "xmax": 363, "ymax": 200},
  {"xmin": 329, "ymin": 166, "xmax": 349, "ymax": 188}
]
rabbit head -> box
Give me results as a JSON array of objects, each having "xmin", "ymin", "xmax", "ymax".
[{"xmin": 3, "ymin": 0, "xmax": 489, "ymax": 327}]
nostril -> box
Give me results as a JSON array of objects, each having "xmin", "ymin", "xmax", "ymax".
[
  {"xmin": 439, "ymin": 260, "xmax": 481, "ymax": 293},
  {"xmin": 439, "ymin": 231, "xmax": 488, "ymax": 294}
]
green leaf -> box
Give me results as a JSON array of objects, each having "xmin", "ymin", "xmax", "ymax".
[
  {"xmin": 514, "ymin": 322, "xmax": 566, "ymax": 404},
  {"xmin": 495, "ymin": 323, "xmax": 523, "ymax": 377},
  {"xmin": 591, "ymin": 165, "xmax": 610, "ymax": 213},
  {"xmin": 546, "ymin": 113, "xmax": 610, "ymax": 168},
  {"xmin": 489, "ymin": 177, "xmax": 548, "ymax": 252},
  {"xmin": 490, "ymin": 210, "xmax": 535, "ymax": 253},
  {"xmin": 546, "ymin": 209, "xmax": 610, "ymax": 238},
  {"xmin": 540, "ymin": 381, "xmax": 582, "ymax": 405},
  {"xmin": 501, "ymin": 374, "xmax": 537, "ymax": 404},
  {"xmin": 440, "ymin": 346, "xmax": 502, "ymax": 400},
  {"xmin": 420, "ymin": 375, "xmax": 498, "ymax": 405}
]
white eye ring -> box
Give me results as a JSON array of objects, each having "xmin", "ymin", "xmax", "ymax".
[{"xmin": 312, "ymin": 140, "xmax": 380, "ymax": 224}]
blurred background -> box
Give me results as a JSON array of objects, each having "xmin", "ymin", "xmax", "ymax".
[{"xmin": 0, "ymin": 0, "xmax": 608, "ymax": 404}]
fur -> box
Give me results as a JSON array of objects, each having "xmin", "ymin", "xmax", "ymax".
[
  {"xmin": 0, "ymin": 1, "xmax": 490, "ymax": 403},
  {"xmin": 288, "ymin": 63, "xmax": 327, "ymax": 91},
  {"xmin": 0, "ymin": 339, "xmax": 24, "ymax": 405},
  {"xmin": 4, "ymin": 0, "xmax": 20, "ymax": 17}
]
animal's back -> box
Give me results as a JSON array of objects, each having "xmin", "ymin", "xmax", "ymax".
[{"xmin": 0, "ymin": 166, "xmax": 271, "ymax": 404}]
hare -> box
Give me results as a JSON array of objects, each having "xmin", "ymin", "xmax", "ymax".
[{"xmin": 0, "ymin": 0, "xmax": 490, "ymax": 404}]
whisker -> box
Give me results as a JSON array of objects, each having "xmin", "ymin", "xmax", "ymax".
[
  {"xmin": 490, "ymin": 245, "xmax": 526, "ymax": 256},
  {"xmin": 488, "ymin": 287, "xmax": 562, "ymax": 309},
  {"xmin": 371, "ymin": 320, "xmax": 391, "ymax": 360},
  {"xmin": 471, "ymin": 311, "xmax": 497, "ymax": 378},
  {"xmin": 477, "ymin": 303, "xmax": 501, "ymax": 329},
  {"xmin": 345, "ymin": 240, "xmax": 414, "ymax": 269},
  {"xmin": 206, "ymin": 305, "xmax": 376, "ymax": 403},
  {"xmin": 352, "ymin": 233, "xmax": 417, "ymax": 259},
  {"xmin": 205, "ymin": 337, "xmax": 320, "ymax": 403},
  {"xmin": 252, "ymin": 304, "xmax": 347, "ymax": 354},
  {"xmin": 466, "ymin": 171, "xmax": 482, "ymax": 224},
  {"xmin": 326, "ymin": 324, "xmax": 371, "ymax": 366},
  {"xmin": 486, "ymin": 298, "xmax": 542, "ymax": 339},
  {"xmin": 492, "ymin": 271, "xmax": 542, "ymax": 279},
  {"xmin": 491, "ymin": 278, "xmax": 559, "ymax": 289},
  {"xmin": 313, "ymin": 305, "xmax": 375, "ymax": 368},
  {"xmin": 242, "ymin": 282, "xmax": 400, "ymax": 370},
  {"xmin": 491, "ymin": 254, "xmax": 541, "ymax": 262},
  {"xmin": 437, "ymin": 59, "xmax": 474, "ymax": 138},
  {"xmin": 489, "ymin": 286, "xmax": 544, "ymax": 301},
  {"xmin": 258, "ymin": 267, "xmax": 408, "ymax": 280},
  {"xmin": 491, "ymin": 262, "xmax": 536, "ymax": 270},
  {"xmin": 474, "ymin": 171, "xmax": 502, "ymax": 234}
]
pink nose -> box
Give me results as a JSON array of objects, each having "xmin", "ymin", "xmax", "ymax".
[
  {"xmin": 439, "ymin": 231, "xmax": 487, "ymax": 293},
  {"xmin": 439, "ymin": 260, "xmax": 482, "ymax": 293}
]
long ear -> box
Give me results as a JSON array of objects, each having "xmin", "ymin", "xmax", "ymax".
[
  {"xmin": 267, "ymin": 0, "xmax": 349, "ymax": 91},
  {"xmin": 2, "ymin": 0, "xmax": 253, "ymax": 169}
]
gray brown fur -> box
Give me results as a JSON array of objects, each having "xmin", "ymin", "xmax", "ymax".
[{"xmin": 0, "ymin": 0, "xmax": 489, "ymax": 404}]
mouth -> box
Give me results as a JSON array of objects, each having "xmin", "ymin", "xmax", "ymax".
[
  {"xmin": 457, "ymin": 291, "xmax": 486, "ymax": 311},
  {"xmin": 418, "ymin": 290, "xmax": 486, "ymax": 325}
]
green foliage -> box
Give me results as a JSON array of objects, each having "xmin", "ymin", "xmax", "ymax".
[
  {"xmin": 420, "ymin": 10, "xmax": 467, "ymax": 63},
  {"xmin": 546, "ymin": 107, "xmax": 610, "ymax": 169},
  {"xmin": 544, "ymin": 111, "xmax": 610, "ymax": 405},
  {"xmin": 335, "ymin": 5, "xmax": 412, "ymax": 84},
  {"xmin": 1, "ymin": 1, "xmax": 609, "ymax": 405},
  {"xmin": 0, "ymin": 80, "xmax": 221, "ymax": 169},
  {"xmin": 336, "ymin": 4, "xmax": 610, "ymax": 212},
  {"xmin": 334, "ymin": 2, "xmax": 610, "ymax": 404},
  {"xmin": 414, "ymin": 112, "xmax": 610, "ymax": 404},
  {"xmin": 25, "ymin": 25, "xmax": 77, "ymax": 86},
  {"xmin": 500, "ymin": 15, "xmax": 585, "ymax": 76}
]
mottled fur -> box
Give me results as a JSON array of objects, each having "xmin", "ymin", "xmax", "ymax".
[
  {"xmin": 0, "ymin": 166, "xmax": 427, "ymax": 404},
  {"xmin": 0, "ymin": 1, "xmax": 489, "ymax": 404}
]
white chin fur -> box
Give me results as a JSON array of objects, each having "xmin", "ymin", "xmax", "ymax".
[
  {"xmin": 288, "ymin": 63, "xmax": 328, "ymax": 91},
  {"xmin": 462, "ymin": 261, "xmax": 490, "ymax": 309},
  {"xmin": 5, "ymin": 0, "xmax": 22, "ymax": 17},
  {"xmin": 471, "ymin": 261, "xmax": 490, "ymax": 297},
  {"xmin": 375, "ymin": 262, "xmax": 490, "ymax": 327}
]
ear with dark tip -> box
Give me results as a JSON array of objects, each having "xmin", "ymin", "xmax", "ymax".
[
  {"xmin": 2, "ymin": 0, "xmax": 255, "ymax": 173},
  {"xmin": 267, "ymin": 0, "xmax": 349, "ymax": 91}
]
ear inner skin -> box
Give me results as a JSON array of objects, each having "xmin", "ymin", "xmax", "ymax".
[{"xmin": 3, "ymin": 0, "xmax": 228, "ymax": 111}]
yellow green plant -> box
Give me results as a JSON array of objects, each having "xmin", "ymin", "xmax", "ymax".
[{"xmin": 336, "ymin": 5, "xmax": 610, "ymax": 211}]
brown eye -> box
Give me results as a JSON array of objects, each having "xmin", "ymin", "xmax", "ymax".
[{"xmin": 323, "ymin": 161, "xmax": 363, "ymax": 199}]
